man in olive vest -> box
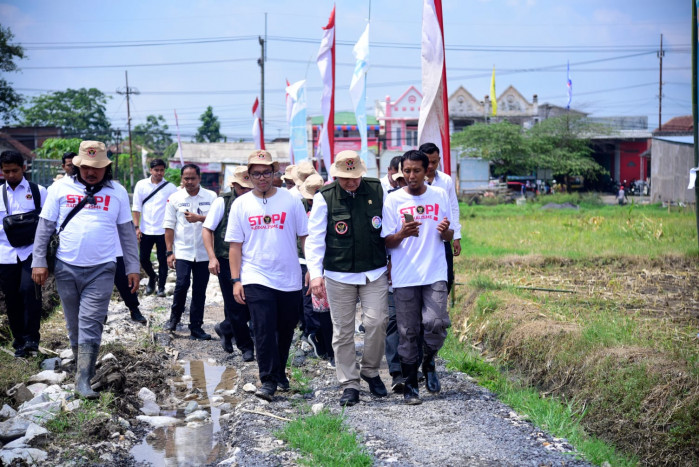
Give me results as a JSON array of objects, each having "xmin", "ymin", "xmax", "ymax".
[
  {"xmin": 306, "ymin": 150, "xmax": 389, "ymax": 407},
  {"xmin": 202, "ymin": 167, "xmax": 255, "ymax": 361}
]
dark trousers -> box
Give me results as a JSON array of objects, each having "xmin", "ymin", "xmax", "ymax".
[
  {"xmin": 114, "ymin": 256, "xmax": 139, "ymax": 311},
  {"xmin": 171, "ymin": 259, "xmax": 209, "ymax": 329},
  {"xmin": 300, "ymin": 264, "xmax": 317, "ymax": 334},
  {"xmin": 385, "ymin": 290, "xmax": 423, "ymax": 374},
  {"xmin": 140, "ymin": 234, "xmax": 168, "ymax": 289},
  {"xmin": 215, "ymin": 256, "xmax": 254, "ymax": 353},
  {"xmin": 0, "ymin": 255, "xmax": 41, "ymax": 347},
  {"xmin": 244, "ymin": 284, "xmax": 301, "ymax": 384},
  {"xmin": 445, "ymin": 241, "xmax": 454, "ymax": 294}
]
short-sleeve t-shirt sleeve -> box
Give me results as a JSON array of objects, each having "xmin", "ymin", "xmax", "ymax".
[
  {"xmin": 224, "ymin": 197, "xmax": 245, "ymax": 243},
  {"xmin": 203, "ymin": 197, "xmax": 225, "ymax": 231}
]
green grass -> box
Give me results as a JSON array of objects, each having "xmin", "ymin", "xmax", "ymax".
[
  {"xmin": 290, "ymin": 367, "xmax": 312, "ymax": 395},
  {"xmin": 46, "ymin": 391, "xmax": 115, "ymax": 437},
  {"xmin": 276, "ymin": 409, "xmax": 372, "ymax": 467},
  {"xmin": 440, "ymin": 330, "xmax": 637, "ymax": 467},
  {"xmin": 459, "ymin": 199, "xmax": 697, "ymax": 258}
]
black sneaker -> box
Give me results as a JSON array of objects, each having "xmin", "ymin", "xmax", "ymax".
[
  {"xmin": 390, "ymin": 372, "xmax": 406, "ymax": 393},
  {"xmin": 214, "ymin": 324, "xmax": 233, "ymax": 353},
  {"xmin": 156, "ymin": 288, "xmax": 166, "ymax": 298},
  {"xmin": 190, "ymin": 328, "xmax": 212, "ymax": 341},
  {"xmin": 339, "ymin": 388, "xmax": 359, "ymax": 407},
  {"xmin": 360, "ymin": 374, "xmax": 388, "ymax": 398},
  {"xmin": 130, "ymin": 308, "xmax": 147, "ymax": 324},
  {"xmin": 255, "ymin": 381, "xmax": 276, "ymax": 401},
  {"xmin": 277, "ymin": 374, "xmax": 290, "ymax": 392},
  {"xmin": 327, "ymin": 355, "xmax": 336, "ymax": 368},
  {"xmin": 145, "ymin": 277, "xmax": 156, "ymax": 295},
  {"xmin": 14, "ymin": 347, "xmax": 27, "ymax": 358},
  {"xmin": 163, "ymin": 316, "xmax": 179, "ymax": 332},
  {"xmin": 242, "ymin": 349, "xmax": 255, "ymax": 362},
  {"xmin": 23, "ymin": 341, "xmax": 39, "ymax": 353}
]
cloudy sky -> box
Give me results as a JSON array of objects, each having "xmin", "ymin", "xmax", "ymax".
[{"xmin": 2, "ymin": 0, "xmax": 691, "ymax": 140}]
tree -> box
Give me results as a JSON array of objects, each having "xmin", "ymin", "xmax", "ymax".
[
  {"xmin": 195, "ymin": 106, "xmax": 225, "ymax": 143},
  {"xmin": 0, "ymin": 25, "xmax": 25, "ymax": 124},
  {"xmin": 21, "ymin": 88, "xmax": 112, "ymax": 141},
  {"xmin": 34, "ymin": 137, "xmax": 82, "ymax": 159},
  {"xmin": 132, "ymin": 114, "xmax": 173, "ymax": 155},
  {"xmin": 451, "ymin": 121, "xmax": 531, "ymax": 177},
  {"xmin": 163, "ymin": 142, "xmax": 179, "ymax": 161}
]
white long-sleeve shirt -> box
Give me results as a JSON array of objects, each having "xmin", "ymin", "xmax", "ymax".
[
  {"xmin": 162, "ymin": 187, "xmax": 217, "ymax": 262},
  {"xmin": 132, "ymin": 177, "xmax": 178, "ymax": 235},
  {"xmin": 428, "ymin": 170, "xmax": 461, "ymax": 240},
  {"xmin": 0, "ymin": 178, "xmax": 47, "ymax": 264},
  {"xmin": 305, "ymin": 191, "xmax": 387, "ymax": 285}
]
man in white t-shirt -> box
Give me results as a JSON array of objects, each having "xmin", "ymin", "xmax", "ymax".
[
  {"xmin": 32, "ymin": 141, "xmax": 139, "ymax": 399},
  {"xmin": 226, "ymin": 150, "xmax": 308, "ymax": 402},
  {"xmin": 132, "ymin": 158, "xmax": 178, "ymax": 297},
  {"xmin": 163, "ymin": 164, "xmax": 217, "ymax": 340},
  {"xmin": 202, "ymin": 166, "xmax": 255, "ymax": 361},
  {"xmin": 381, "ymin": 149, "xmax": 453, "ymax": 405},
  {"xmin": 419, "ymin": 142, "xmax": 462, "ymax": 293}
]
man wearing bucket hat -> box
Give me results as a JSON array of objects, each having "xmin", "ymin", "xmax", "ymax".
[
  {"xmin": 280, "ymin": 165, "xmax": 297, "ymax": 189},
  {"xmin": 202, "ymin": 166, "xmax": 255, "ymax": 360},
  {"xmin": 163, "ymin": 163, "xmax": 217, "ymax": 340},
  {"xmin": 291, "ymin": 160, "xmax": 317, "ymax": 200},
  {"xmin": 31, "ymin": 141, "xmax": 139, "ymax": 399},
  {"xmin": 305, "ymin": 150, "xmax": 389, "ymax": 407},
  {"xmin": 297, "ymin": 173, "xmax": 333, "ymax": 364},
  {"xmin": 226, "ymin": 150, "xmax": 308, "ymax": 401}
]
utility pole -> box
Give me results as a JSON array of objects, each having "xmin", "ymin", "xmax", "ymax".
[
  {"xmin": 114, "ymin": 129, "xmax": 121, "ymax": 179},
  {"xmin": 692, "ymin": 3, "xmax": 698, "ymax": 250},
  {"xmin": 116, "ymin": 71, "xmax": 139, "ymax": 188},
  {"xmin": 258, "ymin": 36, "xmax": 265, "ymax": 139},
  {"xmin": 658, "ymin": 34, "xmax": 665, "ymax": 131}
]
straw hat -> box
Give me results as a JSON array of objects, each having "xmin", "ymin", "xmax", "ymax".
[
  {"xmin": 299, "ymin": 173, "xmax": 324, "ymax": 200},
  {"xmin": 231, "ymin": 166, "xmax": 253, "ymax": 189},
  {"xmin": 72, "ymin": 141, "xmax": 111, "ymax": 168},
  {"xmin": 246, "ymin": 149, "xmax": 279, "ymax": 173},
  {"xmin": 293, "ymin": 160, "xmax": 316, "ymax": 185},
  {"xmin": 280, "ymin": 165, "xmax": 297, "ymax": 182},
  {"xmin": 329, "ymin": 150, "xmax": 366, "ymax": 179}
]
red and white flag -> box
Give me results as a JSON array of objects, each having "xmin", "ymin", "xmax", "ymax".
[
  {"xmin": 316, "ymin": 5, "xmax": 335, "ymax": 175},
  {"xmin": 285, "ymin": 79, "xmax": 294, "ymax": 163},
  {"xmin": 417, "ymin": 0, "xmax": 451, "ymax": 175},
  {"xmin": 252, "ymin": 97, "xmax": 265, "ymax": 150}
]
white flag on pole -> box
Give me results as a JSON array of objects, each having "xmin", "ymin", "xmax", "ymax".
[{"xmin": 350, "ymin": 24, "xmax": 370, "ymax": 167}]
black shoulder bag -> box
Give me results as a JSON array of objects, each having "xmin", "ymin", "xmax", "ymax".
[
  {"xmin": 2, "ymin": 181, "xmax": 41, "ymax": 248},
  {"xmin": 140, "ymin": 181, "xmax": 170, "ymax": 207},
  {"xmin": 47, "ymin": 184, "xmax": 104, "ymax": 272}
]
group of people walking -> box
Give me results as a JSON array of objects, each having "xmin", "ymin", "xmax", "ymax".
[{"xmin": 1, "ymin": 139, "xmax": 460, "ymax": 406}]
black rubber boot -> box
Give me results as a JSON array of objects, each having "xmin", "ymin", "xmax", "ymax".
[
  {"xmin": 422, "ymin": 348, "xmax": 441, "ymax": 393},
  {"xmin": 145, "ymin": 276, "xmax": 156, "ymax": 295},
  {"xmin": 71, "ymin": 345, "xmax": 78, "ymax": 360},
  {"xmin": 401, "ymin": 362, "xmax": 422, "ymax": 405},
  {"xmin": 75, "ymin": 343, "xmax": 99, "ymax": 399},
  {"xmin": 130, "ymin": 307, "xmax": 147, "ymax": 324},
  {"xmin": 164, "ymin": 312, "xmax": 181, "ymax": 332}
]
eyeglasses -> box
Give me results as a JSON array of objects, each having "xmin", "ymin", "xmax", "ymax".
[{"xmin": 249, "ymin": 170, "xmax": 274, "ymax": 179}]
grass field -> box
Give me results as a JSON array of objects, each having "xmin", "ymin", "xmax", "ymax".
[{"xmin": 451, "ymin": 194, "xmax": 699, "ymax": 466}]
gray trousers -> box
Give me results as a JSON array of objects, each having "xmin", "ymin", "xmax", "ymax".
[
  {"xmin": 393, "ymin": 281, "xmax": 450, "ymax": 364},
  {"xmin": 54, "ymin": 259, "xmax": 117, "ymax": 346}
]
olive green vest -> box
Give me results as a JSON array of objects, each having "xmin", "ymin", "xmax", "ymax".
[
  {"xmin": 320, "ymin": 177, "xmax": 386, "ymax": 273},
  {"xmin": 297, "ymin": 198, "xmax": 312, "ymax": 259},
  {"xmin": 214, "ymin": 191, "xmax": 236, "ymax": 259}
]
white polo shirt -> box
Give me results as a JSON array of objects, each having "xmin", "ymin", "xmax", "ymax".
[
  {"xmin": 428, "ymin": 170, "xmax": 462, "ymax": 240},
  {"xmin": 39, "ymin": 176, "xmax": 132, "ymax": 267},
  {"xmin": 225, "ymin": 188, "xmax": 308, "ymax": 291},
  {"xmin": 0, "ymin": 178, "xmax": 48, "ymax": 264},
  {"xmin": 162, "ymin": 186, "xmax": 217, "ymax": 262},
  {"xmin": 132, "ymin": 177, "xmax": 178, "ymax": 235}
]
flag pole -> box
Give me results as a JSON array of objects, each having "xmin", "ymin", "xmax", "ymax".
[{"xmin": 692, "ymin": 0, "xmax": 698, "ymax": 250}]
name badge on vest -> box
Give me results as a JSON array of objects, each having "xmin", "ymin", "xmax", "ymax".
[
  {"xmin": 371, "ymin": 216, "xmax": 382, "ymax": 230},
  {"xmin": 335, "ymin": 221, "xmax": 349, "ymax": 235}
]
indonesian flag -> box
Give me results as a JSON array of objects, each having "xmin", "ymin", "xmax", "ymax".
[
  {"xmin": 252, "ymin": 97, "xmax": 264, "ymax": 150},
  {"xmin": 285, "ymin": 79, "xmax": 294, "ymax": 163},
  {"xmin": 417, "ymin": 0, "xmax": 451, "ymax": 175},
  {"xmin": 317, "ymin": 5, "xmax": 335, "ymax": 175}
]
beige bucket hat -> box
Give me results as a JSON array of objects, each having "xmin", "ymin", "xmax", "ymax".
[
  {"xmin": 299, "ymin": 173, "xmax": 325, "ymax": 200},
  {"xmin": 231, "ymin": 166, "xmax": 253, "ymax": 189},
  {"xmin": 280, "ymin": 164, "xmax": 297, "ymax": 182},
  {"xmin": 72, "ymin": 141, "xmax": 111, "ymax": 168},
  {"xmin": 329, "ymin": 150, "xmax": 366, "ymax": 179},
  {"xmin": 247, "ymin": 149, "xmax": 279, "ymax": 173},
  {"xmin": 293, "ymin": 160, "xmax": 317, "ymax": 185}
]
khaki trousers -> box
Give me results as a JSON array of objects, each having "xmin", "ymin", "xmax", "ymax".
[{"xmin": 325, "ymin": 273, "xmax": 388, "ymax": 390}]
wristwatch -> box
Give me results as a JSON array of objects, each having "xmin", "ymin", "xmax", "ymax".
[
  {"xmin": 230, "ymin": 277, "xmax": 241, "ymax": 284},
  {"xmin": 166, "ymin": 251, "xmax": 174, "ymax": 257}
]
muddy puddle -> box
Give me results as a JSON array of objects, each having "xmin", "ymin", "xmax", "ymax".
[{"xmin": 130, "ymin": 359, "xmax": 239, "ymax": 466}]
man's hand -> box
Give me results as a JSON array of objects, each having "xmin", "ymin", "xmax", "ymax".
[
  {"xmin": 32, "ymin": 267, "xmax": 49, "ymax": 287},
  {"xmin": 233, "ymin": 282, "xmax": 246, "ymax": 304},
  {"xmin": 184, "ymin": 211, "xmax": 204, "ymax": 223},
  {"xmin": 127, "ymin": 273, "xmax": 140, "ymax": 294},
  {"xmin": 167, "ymin": 253, "xmax": 176, "ymax": 269},
  {"xmin": 309, "ymin": 277, "xmax": 327, "ymax": 300},
  {"xmin": 208, "ymin": 257, "xmax": 220, "ymax": 275},
  {"xmin": 399, "ymin": 220, "xmax": 421, "ymax": 238},
  {"xmin": 304, "ymin": 269, "xmax": 310, "ymax": 288},
  {"xmin": 453, "ymin": 239, "xmax": 462, "ymax": 256},
  {"xmin": 436, "ymin": 217, "xmax": 450, "ymax": 234}
]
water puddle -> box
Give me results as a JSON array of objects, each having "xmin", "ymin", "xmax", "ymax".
[{"xmin": 130, "ymin": 360, "xmax": 239, "ymax": 466}]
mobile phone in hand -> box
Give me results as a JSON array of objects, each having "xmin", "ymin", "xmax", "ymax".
[{"xmin": 404, "ymin": 213, "xmax": 414, "ymax": 223}]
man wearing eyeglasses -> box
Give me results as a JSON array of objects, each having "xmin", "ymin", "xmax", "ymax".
[
  {"xmin": 163, "ymin": 163, "xmax": 217, "ymax": 340},
  {"xmin": 226, "ymin": 150, "xmax": 308, "ymax": 402}
]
